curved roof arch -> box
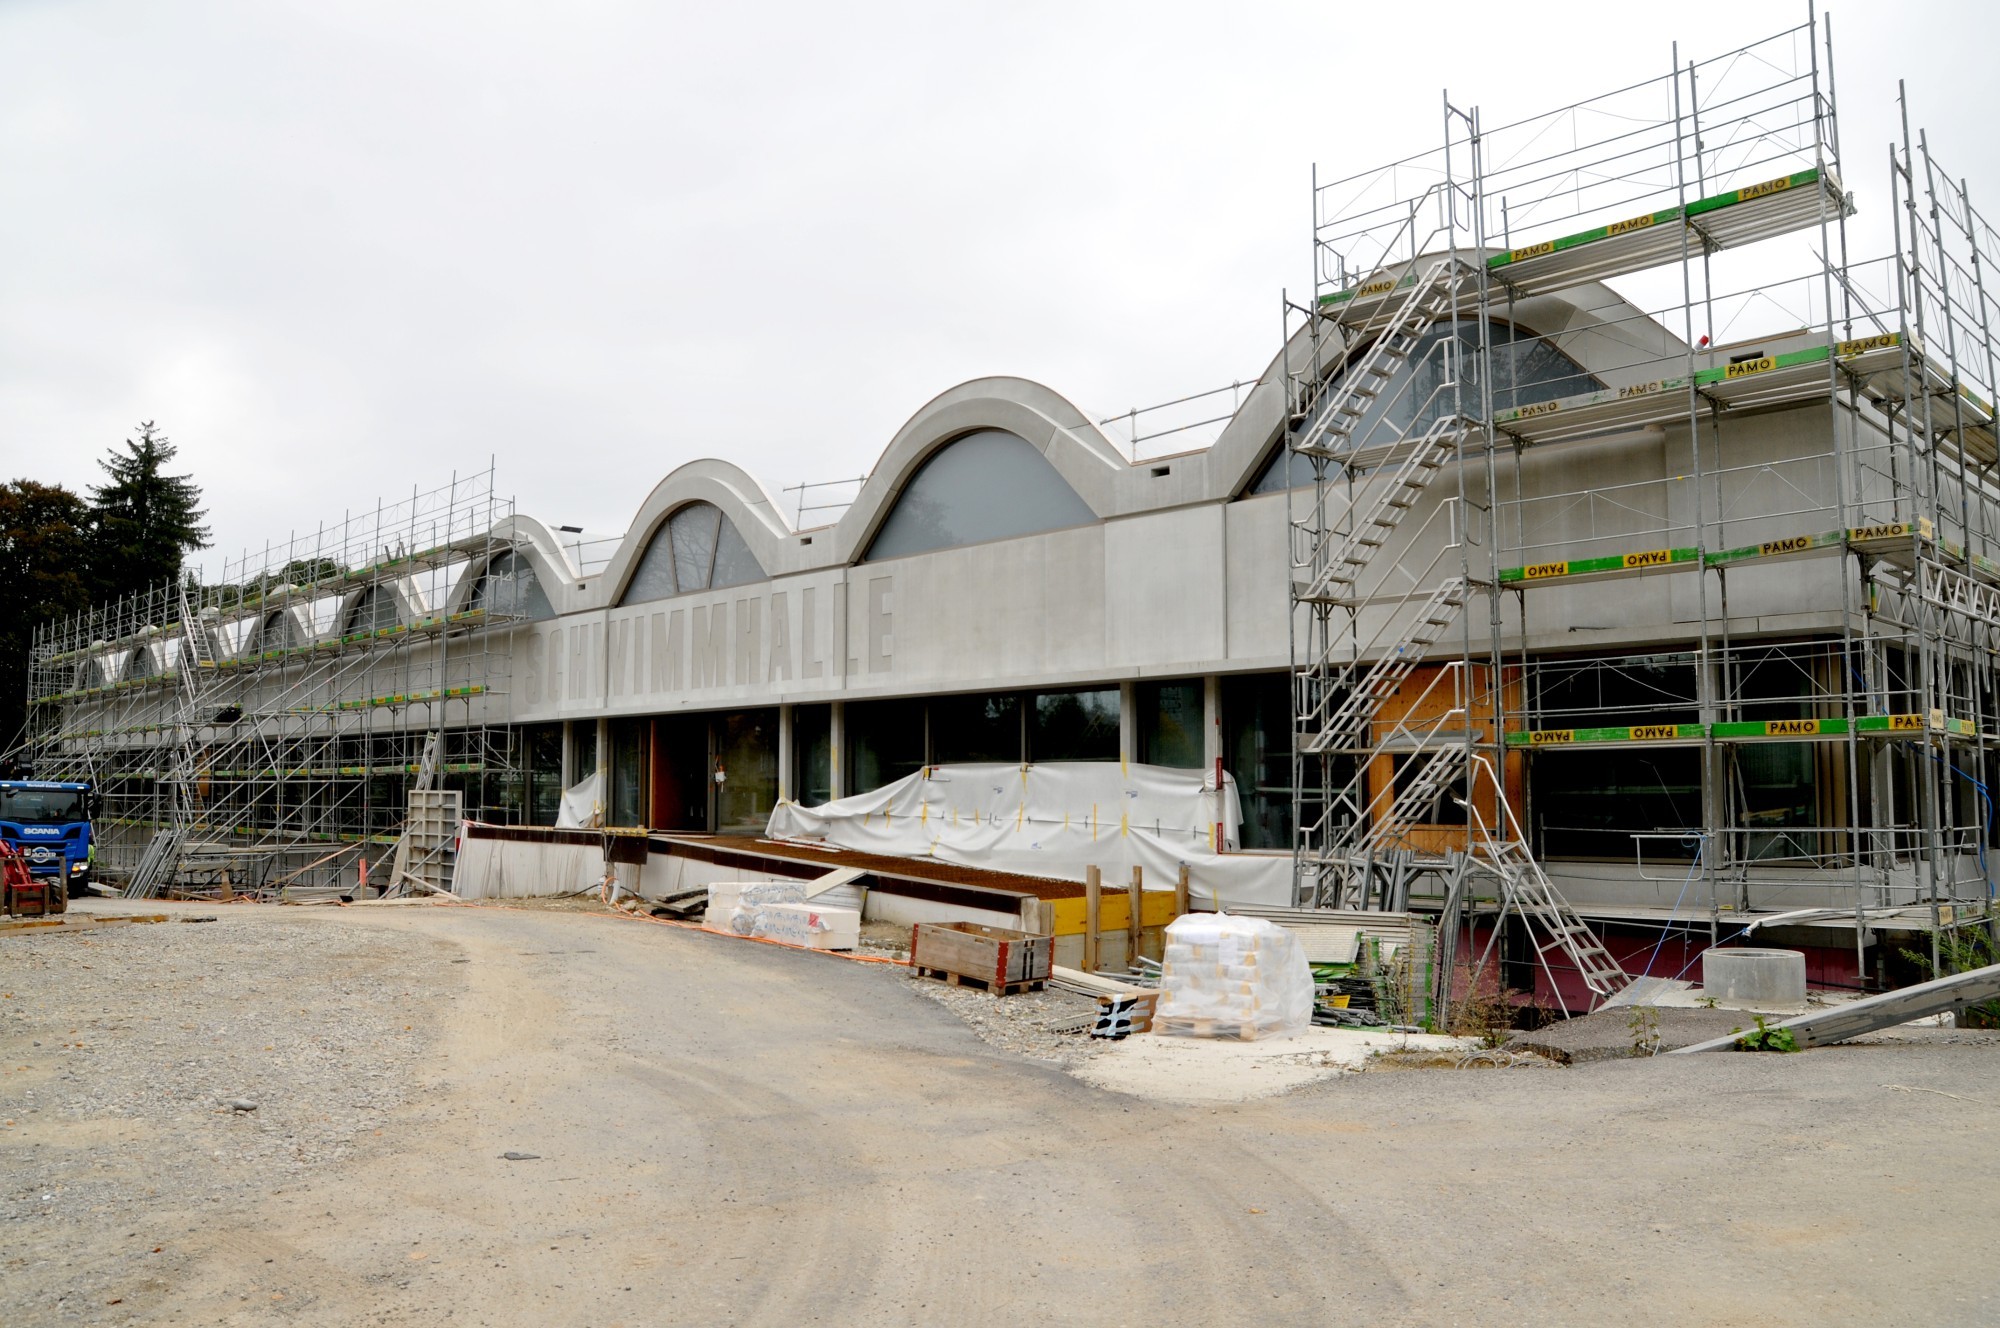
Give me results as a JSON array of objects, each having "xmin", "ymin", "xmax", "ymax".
[
  {"xmin": 596, "ymin": 459, "xmax": 792, "ymax": 608},
  {"xmin": 333, "ymin": 579, "xmax": 426, "ymax": 638},
  {"xmin": 541, "ymin": 285, "xmax": 1683, "ymax": 605},
  {"xmin": 441, "ymin": 515, "xmax": 579, "ymax": 618},
  {"xmin": 1217, "ymin": 271, "xmax": 1681, "ymax": 498},
  {"xmin": 824, "ymin": 376, "xmax": 1126, "ymax": 566}
]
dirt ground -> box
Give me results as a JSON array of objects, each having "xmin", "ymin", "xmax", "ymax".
[{"xmin": 5, "ymin": 897, "xmax": 1999, "ymax": 1326}]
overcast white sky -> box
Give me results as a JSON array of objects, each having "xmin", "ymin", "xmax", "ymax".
[{"xmin": 3, "ymin": 1, "xmax": 1996, "ymax": 574}]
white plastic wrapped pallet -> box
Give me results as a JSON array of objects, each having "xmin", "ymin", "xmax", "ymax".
[
  {"xmin": 754, "ymin": 902, "xmax": 861, "ymax": 950},
  {"xmin": 1154, "ymin": 914, "xmax": 1315, "ymax": 1040},
  {"xmin": 706, "ymin": 880, "xmax": 807, "ymax": 935}
]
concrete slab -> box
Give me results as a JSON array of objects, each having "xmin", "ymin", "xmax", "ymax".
[
  {"xmin": 1075, "ymin": 1026, "xmax": 1472, "ymax": 1103},
  {"xmin": 1511, "ymin": 1006, "xmax": 1764, "ymax": 1063}
]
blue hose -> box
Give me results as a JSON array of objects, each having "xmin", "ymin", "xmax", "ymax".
[
  {"xmin": 1926, "ymin": 749, "xmax": 1993, "ymax": 895},
  {"xmin": 1639, "ymin": 835, "xmax": 1706, "ymax": 980}
]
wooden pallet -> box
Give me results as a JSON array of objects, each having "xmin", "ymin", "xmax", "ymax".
[
  {"xmin": 911, "ymin": 965, "xmax": 1047, "ymax": 996},
  {"xmin": 908, "ymin": 921, "xmax": 1053, "ymax": 996},
  {"xmin": 0, "ymin": 913, "xmax": 170, "ymax": 938},
  {"xmin": 1152, "ymin": 1013, "xmax": 1265, "ymax": 1041}
]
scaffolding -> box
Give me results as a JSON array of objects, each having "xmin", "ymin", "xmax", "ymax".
[
  {"xmin": 1279, "ymin": 11, "xmax": 2000, "ymax": 1010},
  {"xmin": 23, "ymin": 467, "xmax": 532, "ymax": 899}
]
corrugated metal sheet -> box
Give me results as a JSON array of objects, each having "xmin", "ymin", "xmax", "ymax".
[{"xmin": 1201, "ymin": 905, "xmax": 1421, "ymax": 964}]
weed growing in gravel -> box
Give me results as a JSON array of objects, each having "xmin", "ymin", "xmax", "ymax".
[
  {"xmin": 1901, "ymin": 927, "xmax": 2000, "ymax": 1029},
  {"xmin": 1446, "ymin": 983, "xmax": 1517, "ymax": 1048},
  {"xmin": 1732, "ymin": 1014, "xmax": 1799, "ymax": 1052},
  {"xmin": 1627, "ymin": 1006, "xmax": 1661, "ymax": 1057}
]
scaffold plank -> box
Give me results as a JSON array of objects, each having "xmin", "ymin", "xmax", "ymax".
[
  {"xmin": 1496, "ymin": 519, "xmax": 1935, "ymax": 588},
  {"xmin": 1493, "ymin": 332, "xmax": 1910, "ymax": 446},
  {"xmin": 1505, "ymin": 712, "xmax": 1975, "ymax": 748},
  {"xmin": 1483, "ymin": 169, "xmax": 1846, "ymax": 297}
]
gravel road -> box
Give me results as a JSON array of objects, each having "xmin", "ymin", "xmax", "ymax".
[{"xmin": 4, "ymin": 899, "xmax": 1998, "ymax": 1326}]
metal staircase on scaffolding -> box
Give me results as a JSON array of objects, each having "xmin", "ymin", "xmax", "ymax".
[
  {"xmin": 1466, "ymin": 773, "xmax": 1631, "ymax": 999},
  {"xmin": 1286, "ymin": 202, "xmax": 1633, "ymax": 1005},
  {"xmin": 126, "ymin": 584, "xmax": 229, "ymax": 898}
]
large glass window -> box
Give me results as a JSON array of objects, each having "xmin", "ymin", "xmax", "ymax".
[
  {"xmin": 523, "ymin": 723, "xmax": 564, "ymax": 825},
  {"xmin": 931, "ymin": 692, "xmax": 1022, "ymax": 765},
  {"xmin": 620, "ymin": 502, "xmax": 767, "ymax": 606},
  {"xmin": 570, "ymin": 722, "xmax": 598, "ymax": 786},
  {"xmin": 607, "ymin": 717, "xmax": 648, "ymax": 828},
  {"xmin": 863, "ymin": 430, "xmax": 1096, "ymax": 561},
  {"xmin": 792, "ymin": 704, "xmax": 834, "ymax": 806},
  {"xmin": 1247, "ymin": 319, "xmax": 1599, "ymax": 494},
  {"xmin": 847, "ymin": 698, "xmax": 926, "ymax": 792},
  {"xmin": 470, "ymin": 550, "xmax": 555, "ymax": 622},
  {"xmin": 1528, "ymin": 651, "xmax": 1704, "ymax": 860},
  {"xmin": 1032, "ymin": 688, "xmax": 1119, "ymax": 762},
  {"xmin": 1534, "ymin": 748, "xmax": 1702, "ymax": 860},
  {"xmin": 1532, "ymin": 651, "xmax": 1700, "ymax": 729},
  {"xmin": 1222, "ymin": 673, "xmax": 1295, "ymax": 850},
  {"xmin": 1732, "ymin": 642, "xmax": 1829, "ymax": 862},
  {"xmin": 715, "ymin": 709, "xmax": 779, "ymax": 835},
  {"xmin": 1137, "ymin": 679, "xmax": 1204, "ymax": 768}
]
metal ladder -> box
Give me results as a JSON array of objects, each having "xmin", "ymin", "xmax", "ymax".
[
  {"xmin": 127, "ymin": 586, "xmax": 227, "ymax": 898},
  {"xmin": 1483, "ymin": 837, "xmax": 1631, "ymax": 998},
  {"xmin": 127, "ymin": 592, "xmax": 209, "ymax": 904}
]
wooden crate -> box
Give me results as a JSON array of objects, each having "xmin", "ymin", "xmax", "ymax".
[{"xmin": 910, "ymin": 921, "xmax": 1052, "ymax": 996}]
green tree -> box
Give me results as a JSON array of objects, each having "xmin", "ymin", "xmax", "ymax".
[
  {"xmin": 87, "ymin": 422, "xmax": 211, "ymax": 603},
  {"xmin": 0, "ymin": 481, "xmax": 93, "ymax": 755}
]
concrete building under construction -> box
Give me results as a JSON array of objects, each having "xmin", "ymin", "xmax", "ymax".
[{"xmin": 24, "ymin": 14, "xmax": 2000, "ymax": 1010}]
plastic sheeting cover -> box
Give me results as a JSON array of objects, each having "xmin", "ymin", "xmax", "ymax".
[
  {"xmin": 555, "ymin": 771, "xmax": 603, "ymax": 829},
  {"xmin": 765, "ymin": 761, "xmax": 1294, "ymax": 906},
  {"xmin": 1154, "ymin": 913, "xmax": 1315, "ymax": 1040}
]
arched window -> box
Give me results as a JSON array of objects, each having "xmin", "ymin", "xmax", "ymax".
[
  {"xmin": 1246, "ymin": 320, "xmax": 1599, "ymax": 494},
  {"xmin": 247, "ymin": 609, "xmax": 305, "ymax": 656},
  {"xmin": 469, "ymin": 550, "xmax": 555, "ymax": 621},
  {"xmin": 619, "ymin": 501, "xmax": 766, "ymax": 605},
  {"xmin": 121, "ymin": 645, "xmax": 155, "ymax": 682},
  {"xmin": 344, "ymin": 586, "xmax": 402, "ymax": 635},
  {"xmin": 863, "ymin": 429, "xmax": 1095, "ymax": 562}
]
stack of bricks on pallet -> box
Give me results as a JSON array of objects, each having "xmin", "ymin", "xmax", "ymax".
[{"xmin": 1155, "ymin": 914, "xmax": 1313, "ymax": 1041}]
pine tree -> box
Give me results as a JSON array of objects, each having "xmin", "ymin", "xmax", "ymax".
[
  {"xmin": 0, "ymin": 481, "xmax": 92, "ymax": 754},
  {"xmin": 86, "ymin": 422, "xmax": 211, "ymax": 603}
]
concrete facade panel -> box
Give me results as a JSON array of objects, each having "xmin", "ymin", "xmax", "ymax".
[{"xmin": 1104, "ymin": 505, "xmax": 1224, "ymax": 669}]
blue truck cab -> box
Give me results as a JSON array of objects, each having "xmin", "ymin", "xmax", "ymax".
[{"xmin": 0, "ymin": 780, "xmax": 96, "ymax": 898}]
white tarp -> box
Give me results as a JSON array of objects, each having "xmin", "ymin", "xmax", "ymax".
[
  {"xmin": 555, "ymin": 771, "xmax": 603, "ymax": 829},
  {"xmin": 1155, "ymin": 913, "xmax": 1316, "ymax": 1040},
  {"xmin": 765, "ymin": 761, "xmax": 1293, "ymax": 906}
]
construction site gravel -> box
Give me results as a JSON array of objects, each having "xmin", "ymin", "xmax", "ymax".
[{"xmin": 5, "ymin": 899, "xmax": 1999, "ymax": 1326}]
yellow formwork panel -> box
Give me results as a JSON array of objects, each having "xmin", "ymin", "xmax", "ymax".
[{"xmin": 1048, "ymin": 890, "xmax": 1182, "ymax": 937}]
